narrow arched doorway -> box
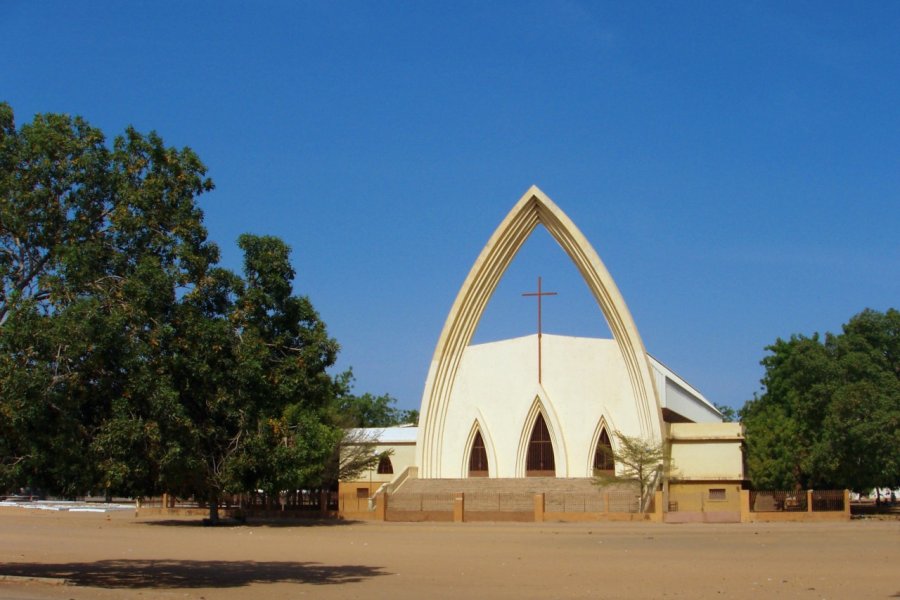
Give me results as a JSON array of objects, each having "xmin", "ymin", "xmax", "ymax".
[
  {"xmin": 468, "ymin": 430, "xmax": 488, "ymax": 477},
  {"xmin": 526, "ymin": 413, "xmax": 555, "ymax": 476},
  {"xmin": 593, "ymin": 428, "xmax": 615, "ymax": 476}
]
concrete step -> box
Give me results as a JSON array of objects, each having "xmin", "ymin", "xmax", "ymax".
[
  {"xmin": 394, "ymin": 477, "xmax": 636, "ymax": 496},
  {"xmin": 387, "ymin": 478, "xmax": 640, "ymax": 512}
]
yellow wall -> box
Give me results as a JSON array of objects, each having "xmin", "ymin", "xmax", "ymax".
[
  {"xmin": 667, "ymin": 422, "xmax": 744, "ymax": 481},
  {"xmin": 341, "ymin": 441, "xmax": 417, "ymax": 485},
  {"xmin": 669, "ymin": 482, "xmax": 742, "ymax": 513}
]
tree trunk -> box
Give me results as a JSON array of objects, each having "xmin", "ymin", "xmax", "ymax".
[{"xmin": 208, "ymin": 493, "xmax": 220, "ymax": 524}]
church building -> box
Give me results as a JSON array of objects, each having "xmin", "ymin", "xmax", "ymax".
[{"xmin": 340, "ymin": 187, "xmax": 745, "ymax": 521}]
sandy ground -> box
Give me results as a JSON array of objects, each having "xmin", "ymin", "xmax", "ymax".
[{"xmin": 0, "ymin": 508, "xmax": 897, "ymax": 599}]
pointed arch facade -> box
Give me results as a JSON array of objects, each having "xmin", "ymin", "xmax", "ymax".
[
  {"xmin": 526, "ymin": 413, "xmax": 555, "ymax": 476},
  {"xmin": 462, "ymin": 417, "xmax": 497, "ymax": 478},
  {"xmin": 417, "ymin": 186, "xmax": 662, "ymax": 478},
  {"xmin": 587, "ymin": 416, "xmax": 619, "ymax": 475},
  {"xmin": 515, "ymin": 395, "xmax": 567, "ymax": 478},
  {"xmin": 468, "ymin": 430, "xmax": 489, "ymax": 477},
  {"xmin": 591, "ymin": 423, "xmax": 615, "ymax": 475}
]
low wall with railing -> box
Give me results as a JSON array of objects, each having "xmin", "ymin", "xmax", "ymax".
[
  {"xmin": 372, "ymin": 489, "xmax": 849, "ymax": 524},
  {"xmin": 136, "ymin": 490, "xmax": 339, "ymax": 519},
  {"xmin": 743, "ymin": 489, "xmax": 849, "ymax": 522},
  {"xmin": 381, "ymin": 491, "xmax": 660, "ymax": 523}
]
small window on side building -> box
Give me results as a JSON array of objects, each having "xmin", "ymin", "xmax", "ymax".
[{"xmin": 709, "ymin": 488, "xmax": 726, "ymax": 501}]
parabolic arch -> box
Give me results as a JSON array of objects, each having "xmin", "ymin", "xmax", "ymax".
[{"xmin": 415, "ymin": 186, "xmax": 663, "ymax": 477}]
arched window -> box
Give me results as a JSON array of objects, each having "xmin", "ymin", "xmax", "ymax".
[
  {"xmin": 526, "ymin": 413, "xmax": 555, "ymax": 477},
  {"xmin": 468, "ymin": 430, "xmax": 488, "ymax": 477},
  {"xmin": 376, "ymin": 454, "xmax": 393, "ymax": 475},
  {"xmin": 593, "ymin": 429, "xmax": 615, "ymax": 474}
]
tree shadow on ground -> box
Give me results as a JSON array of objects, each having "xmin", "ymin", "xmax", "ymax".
[{"xmin": 0, "ymin": 559, "xmax": 388, "ymax": 588}]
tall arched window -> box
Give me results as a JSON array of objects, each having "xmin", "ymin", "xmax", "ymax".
[
  {"xmin": 593, "ymin": 429, "xmax": 615, "ymax": 474},
  {"xmin": 468, "ymin": 430, "xmax": 488, "ymax": 477},
  {"xmin": 526, "ymin": 413, "xmax": 555, "ymax": 477},
  {"xmin": 376, "ymin": 454, "xmax": 393, "ymax": 475}
]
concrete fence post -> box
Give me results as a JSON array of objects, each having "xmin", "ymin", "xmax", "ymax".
[
  {"xmin": 454, "ymin": 493, "xmax": 465, "ymax": 523},
  {"xmin": 534, "ymin": 493, "xmax": 545, "ymax": 522},
  {"xmin": 807, "ymin": 489, "xmax": 814, "ymax": 513},
  {"xmin": 740, "ymin": 490, "xmax": 751, "ymax": 523},
  {"xmin": 653, "ymin": 491, "xmax": 663, "ymax": 522},
  {"xmin": 375, "ymin": 492, "xmax": 387, "ymax": 521},
  {"xmin": 843, "ymin": 489, "xmax": 851, "ymax": 518}
]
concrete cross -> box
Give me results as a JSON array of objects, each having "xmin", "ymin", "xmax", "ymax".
[{"xmin": 522, "ymin": 276, "xmax": 557, "ymax": 384}]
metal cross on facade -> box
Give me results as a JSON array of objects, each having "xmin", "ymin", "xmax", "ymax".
[{"xmin": 521, "ymin": 276, "xmax": 557, "ymax": 384}]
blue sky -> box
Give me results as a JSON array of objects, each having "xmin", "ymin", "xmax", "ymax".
[{"xmin": 3, "ymin": 2, "xmax": 898, "ymax": 413}]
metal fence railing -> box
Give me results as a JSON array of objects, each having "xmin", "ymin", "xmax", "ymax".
[
  {"xmin": 751, "ymin": 491, "xmax": 807, "ymax": 512},
  {"xmin": 139, "ymin": 497, "xmax": 203, "ymax": 509},
  {"xmin": 811, "ymin": 490, "xmax": 845, "ymax": 512},
  {"xmin": 241, "ymin": 490, "xmax": 338, "ymax": 511},
  {"xmin": 750, "ymin": 490, "xmax": 845, "ymax": 512}
]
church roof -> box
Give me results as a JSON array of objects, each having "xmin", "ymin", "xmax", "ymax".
[{"xmin": 349, "ymin": 426, "xmax": 419, "ymax": 444}]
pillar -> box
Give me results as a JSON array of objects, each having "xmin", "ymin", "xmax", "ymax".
[
  {"xmin": 375, "ymin": 492, "xmax": 387, "ymax": 521},
  {"xmin": 652, "ymin": 491, "xmax": 663, "ymax": 522},
  {"xmin": 453, "ymin": 493, "xmax": 465, "ymax": 523},
  {"xmin": 534, "ymin": 493, "xmax": 545, "ymax": 522},
  {"xmin": 740, "ymin": 490, "xmax": 751, "ymax": 523}
]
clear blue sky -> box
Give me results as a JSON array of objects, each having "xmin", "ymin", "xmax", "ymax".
[{"xmin": 3, "ymin": 2, "xmax": 898, "ymax": 413}]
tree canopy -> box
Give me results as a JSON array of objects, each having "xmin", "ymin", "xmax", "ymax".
[
  {"xmin": 336, "ymin": 390, "xmax": 418, "ymax": 428},
  {"xmin": 0, "ymin": 103, "xmax": 362, "ymax": 519},
  {"xmin": 740, "ymin": 308, "xmax": 900, "ymax": 491}
]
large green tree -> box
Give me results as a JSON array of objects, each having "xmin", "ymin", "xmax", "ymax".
[
  {"xmin": 1, "ymin": 102, "xmax": 216, "ymax": 495},
  {"xmin": 173, "ymin": 234, "xmax": 343, "ymax": 521},
  {"xmin": 1, "ymin": 104, "xmax": 346, "ymax": 518},
  {"xmin": 740, "ymin": 308, "xmax": 900, "ymax": 491}
]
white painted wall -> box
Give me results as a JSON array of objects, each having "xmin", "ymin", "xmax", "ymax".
[{"xmin": 437, "ymin": 334, "xmax": 647, "ymax": 478}]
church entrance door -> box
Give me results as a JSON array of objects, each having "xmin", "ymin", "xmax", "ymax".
[
  {"xmin": 526, "ymin": 413, "xmax": 556, "ymax": 477},
  {"xmin": 468, "ymin": 430, "xmax": 489, "ymax": 477}
]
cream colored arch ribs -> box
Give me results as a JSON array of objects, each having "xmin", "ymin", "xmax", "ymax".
[{"xmin": 416, "ymin": 186, "xmax": 663, "ymax": 478}]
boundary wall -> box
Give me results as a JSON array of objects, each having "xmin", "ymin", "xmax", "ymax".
[{"xmin": 354, "ymin": 489, "xmax": 851, "ymax": 524}]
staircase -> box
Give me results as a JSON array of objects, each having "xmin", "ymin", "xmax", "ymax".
[
  {"xmin": 395, "ymin": 477, "xmax": 628, "ymax": 495},
  {"xmin": 387, "ymin": 477, "xmax": 641, "ymax": 515}
]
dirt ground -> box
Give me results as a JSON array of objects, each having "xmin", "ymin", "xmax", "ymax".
[{"xmin": 0, "ymin": 508, "xmax": 897, "ymax": 600}]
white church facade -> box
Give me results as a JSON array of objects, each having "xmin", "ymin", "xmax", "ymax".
[
  {"xmin": 431, "ymin": 334, "xmax": 725, "ymax": 480},
  {"xmin": 340, "ymin": 187, "xmax": 745, "ymax": 520}
]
